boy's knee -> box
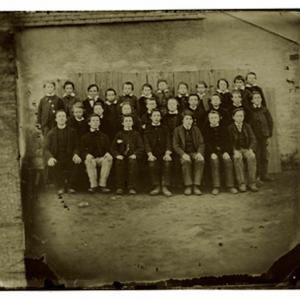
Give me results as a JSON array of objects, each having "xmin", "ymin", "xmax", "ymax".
[{"xmin": 210, "ymin": 153, "xmax": 218, "ymax": 160}]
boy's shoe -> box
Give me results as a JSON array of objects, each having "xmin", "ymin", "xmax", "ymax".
[
  {"xmin": 128, "ymin": 189, "xmax": 137, "ymax": 195},
  {"xmin": 184, "ymin": 186, "xmax": 192, "ymax": 196},
  {"xmin": 88, "ymin": 187, "xmax": 97, "ymax": 193},
  {"xmin": 193, "ymin": 186, "xmax": 202, "ymax": 195},
  {"xmin": 100, "ymin": 186, "xmax": 111, "ymax": 193},
  {"xmin": 228, "ymin": 187, "xmax": 238, "ymax": 194},
  {"xmin": 238, "ymin": 184, "xmax": 247, "ymax": 192},
  {"xmin": 150, "ymin": 186, "xmax": 161, "ymax": 196},
  {"xmin": 116, "ymin": 188, "xmax": 124, "ymax": 195},
  {"xmin": 57, "ymin": 189, "xmax": 64, "ymax": 196},
  {"xmin": 249, "ymin": 184, "xmax": 258, "ymax": 192},
  {"xmin": 211, "ymin": 188, "xmax": 219, "ymax": 196},
  {"xmin": 162, "ymin": 186, "xmax": 172, "ymax": 197},
  {"xmin": 67, "ymin": 188, "xmax": 76, "ymax": 194}
]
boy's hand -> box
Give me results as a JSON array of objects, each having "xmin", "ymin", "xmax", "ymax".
[
  {"xmin": 72, "ymin": 154, "xmax": 82, "ymax": 164},
  {"xmin": 211, "ymin": 153, "xmax": 218, "ymax": 160},
  {"xmin": 163, "ymin": 153, "xmax": 172, "ymax": 161},
  {"xmin": 233, "ymin": 150, "xmax": 241, "ymax": 159},
  {"xmin": 86, "ymin": 154, "xmax": 94, "ymax": 161},
  {"xmin": 148, "ymin": 153, "xmax": 157, "ymax": 162},
  {"xmin": 47, "ymin": 157, "xmax": 57, "ymax": 167},
  {"xmin": 104, "ymin": 152, "xmax": 113, "ymax": 160},
  {"xmin": 222, "ymin": 152, "xmax": 230, "ymax": 160},
  {"xmin": 195, "ymin": 153, "xmax": 204, "ymax": 161},
  {"xmin": 116, "ymin": 155, "xmax": 124, "ymax": 160},
  {"xmin": 182, "ymin": 153, "xmax": 191, "ymax": 161},
  {"xmin": 129, "ymin": 154, "xmax": 137, "ymax": 160}
]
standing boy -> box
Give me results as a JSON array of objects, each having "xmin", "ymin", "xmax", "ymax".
[
  {"xmin": 245, "ymin": 72, "xmax": 267, "ymax": 107},
  {"xmin": 196, "ymin": 81, "xmax": 210, "ymax": 112},
  {"xmin": 216, "ymin": 78, "xmax": 232, "ymax": 111},
  {"xmin": 118, "ymin": 82, "xmax": 139, "ymax": 113},
  {"xmin": 227, "ymin": 90, "xmax": 250, "ymax": 122},
  {"xmin": 82, "ymin": 84, "xmax": 103, "ymax": 117},
  {"xmin": 233, "ymin": 75, "xmax": 252, "ymax": 110},
  {"xmin": 206, "ymin": 93, "xmax": 230, "ymax": 127},
  {"xmin": 67, "ymin": 102, "xmax": 89, "ymax": 139},
  {"xmin": 138, "ymin": 83, "xmax": 157, "ymax": 117},
  {"xmin": 185, "ymin": 94, "xmax": 206, "ymax": 132},
  {"xmin": 62, "ymin": 81, "xmax": 80, "ymax": 117},
  {"xmin": 173, "ymin": 111, "xmax": 205, "ymax": 196},
  {"xmin": 140, "ymin": 97, "xmax": 158, "ymax": 130},
  {"xmin": 155, "ymin": 79, "xmax": 173, "ymax": 116},
  {"xmin": 81, "ymin": 114, "xmax": 113, "ymax": 193},
  {"xmin": 175, "ymin": 82, "xmax": 189, "ymax": 111}
]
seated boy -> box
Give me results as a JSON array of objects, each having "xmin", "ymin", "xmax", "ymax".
[
  {"xmin": 196, "ymin": 81, "xmax": 210, "ymax": 111},
  {"xmin": 173, "ymin": 111, "xmax": 205, "ymax": 196},
  {"xmin": 103, "ymin": 88, "xmax": 119, "ymax": 138},
  {"xmin": 227, "ymin": 90, "xmax": 250, "ymax": 122},
  {"xmin": 228, "ymin": 108, "xmax": 258, "ymax": 192},
  {"xmin": 155, "ymin": 79, "xmax": 173, "ymax": 116},
  {"xmin": 175, "ymin": 82, "xmax": 189, "ymax": 111},
  {"xmin": 68, "ymin": 102, "xmax": 89, "ymax": 139},
  {"xmin": 44, "ymin": 110, "xmax": 82, "ymax": 196},
  {"xmin": 186, "ymin": 94, "xmax": 206, "ymax": 132},
  {"xmin": 203, "ymin": 111, "xmax": 238, "ymax": 195},
  {"xmin": 81, "ymin": 114, "xmax": 113, "ymax": 193},
  {"xmin": 117, "ymin": 102, "xmax": 141, "ymax": 132},
  {"xmin": 62, "ymin": 81, "xmax": 80, "ymax": 117},
  {"xmin": 37, "ymin": 81, "xmax": 64, "ymax": 136},
  {"xmin": 138, "ymin": 83, "xmax": 157, "ymax": 117},
  {"xmin": 118, "ymin": 81, "xmax": 138, "ymax": 113},
  {"xmin": 248, "ymin": 91, "xmax": 274, "ymax": 182},
  {"xmin": 140, "ymin": 97, "xmax": 158, "ymax": 130},
  {"xmin": 144, "ymin": 109, "xmax": 173, "ymax": 197},
  {"xmin": 111, "ymin": 115, "xmax": 144, "ymax": 195},
  {"xmin": 82, "ymin": 84, "xmax": 103, "ymax": 117}
]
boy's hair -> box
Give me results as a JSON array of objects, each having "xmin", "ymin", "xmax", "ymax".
[
  {"xmin": 177, "ymin": 81, "xmax": 189, "ymax": 90},
  {"xmin": 122, "ymin": 114, "xmax": 134, "ymax": 122},
  {"xmin": 182, "ymin": 109, "xmax": 194, "ymax": 118},
  {"xmin": 55, "ymin": 109, "xmax": 66, "ymax": 117},
  {"xmin": 142, "ymin": 83, "xmax": 153, "ymax": 90},
  {"xmin": 87, "ymin": 84, "xmax": 99, "ymax": 92},
  {"xmin": 63, "ymin": 80, "xmax": 75, "ymax": 90},
  {"xmin": 146, "ymin": 97, "xmax": 157, "ymax": 104},
  {"xmin": 251, "ymin": 91, "xmax": 262, "ymax": 99},
  {"xmin": 196, "ymin": 81, "xmax": 208, "ymax": 89},
  {"xmin": 233, "ymin": 75, "xmax": 245, "ymax": 83},
  {"xmin": 43, "ymin": 81, "xmax": 56, "ymax": 88},
  {"xmin": 123, "ymin": 81, "xmax": 134, "ymax": 91},
  {"xmin": 72, "ymin": 101, "xmax": 84, "ymax": 109},
  {"xmin": 232, "ymin": 107, "xmax": 245, "ymax": 116},
  {"xmin": 232, "ymin": 90, "xmax": 242, "ymax": 97},
  {"xmin": 105, "ymin": 88, "xmax": 117, "ymax": 96},
  {"xmin": 157, "ymin": 79, "xmax": 168, "ymax": 86},
  {"xmin": 188, "ymin": 93, "xmax": 200, "ymax": 101},
  {"xmin": 208, "ymin": 110, "xmax": 220, "ymax": 118},
  {"xmin": 217, "ymin": 78, "xmax": 229, "ymax": 89},
  {"xmin": 150, "ymin": 109, "xmax": 161, "ymax": 117},
  {"xmin": 167, "ymin": 97, "xmax": 179, "ymax": 105},
  {"xmin": 94, "ymin": 101, "xmax": 103, "ymax": 108},
  {"xmin": 211, "ymin": 93, "xmax": 221, "ymax": 100},
  {"xmin": 88, "ymin": 113, "xmax": 101, "ymax": 122},
  {"xmin": 246, "ymin": 72, "xmax": 257, "ymax": 80}
]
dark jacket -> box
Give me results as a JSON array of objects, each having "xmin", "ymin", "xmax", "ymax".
[
  {"xmin": 186, "ymin": 106, "xmax": 206, "ymax": 131},
  {"xmin": 176, "ymin": 95, "xmax": 189, "ymax": 112},
  {"xmin": 205, "ymin": 106, "xmax": 230, "ymax": 127},
  {"xmin": 37, "ymin": 95, "xmax": 64, "ymax": 129},
  {"xmin": 81, "ymin": 130, "xmax": 110, "ymax": 159},
  {"xmin": 62, "ymin": 95, "xmax": 80, "ymax": 116},
  {"xmin": 116, "ymin": 113, "xmax": 141, "ymax": 133},
  {"xmin": 143, "ymin": 124, "xmax": 172, "ymax": 157},
  {"xmin": 173, "ymin": 125, "xmax": 205, "ymax": 157},
  {"xmin": 44, "ymin": 125, "xmax": 79, "ymax": 161},
  {"xmin": 228, "ymin": 122, "xmax": 256, "ymax": 151},
  {"xmin": 248, "ymin": 106, "xmax": 273, "ymax": 139},
  {"xmin": 111, "ymin": 130, "xmax": 144, "ymax": 159},
  {"xmin": 82, "ymin": 98, "xmax": 104, "ymax": 117},
  {"xmin": 67, "ymin": 117, "xmax": 89, "ymax": 139},
  {"xmin": 155, "ymin": 89, "xmax": 173, "ymax": 115},
  {"xmin": 138, "ymin": 95, "xmax": 158, "ymax": 117},
  {"xmin": 227, "ymin": 103, "xmax": 250, "ymax": 123},
  {"xmin": 245, "ymin": 84, "xmax": 267, "ymax": 107},
  {"xmin": 162, "ymin": 112, "xmax": 183, "ymax": 137},
  {"xmin": 218, "ymin": 91, "xmax": 232, "ymax": 111},
  {"xmin": 103, "ymin": 101, "xmax": 120, "ymax": 137}
]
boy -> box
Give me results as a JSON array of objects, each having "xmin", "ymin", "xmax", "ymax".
[
  {"xmin": 140, "ymin": 97, "xmax": 158, "ymax": 130},
  {"xmin": 81, "ymin": 114, "xmax": 113, "ymax": 193},
  {"xmin": 216, "ymin": 78, "xmax": 232, "ymax": 111},
  {"xmin": 138, "ymin": 83, "xmax": 157, "ymax": 117},
  {"xmin": 67, "ymin": 102, "xmax": 89, "ymax": 139},
  {"xmin": 62, "ymin": 81, "xmax": 80, "ymax": 117},
  {"xmin": 118, "ymin": 82, "xmax": 138, "ymax": 113},
  {"xmin": 228, "ymin": 108, "xmax": 258, "ymax": 192},
  {"xmin": 117, "ymin": 102, "xmax": 141, "ymax": 132},
  {"xmin": 155, "ymin": 79, "xmax": 173, "ymax": 116},
  {"xmin": 173, "ymin": 111, "xmax": 205, "ymax": 195},
  {"xmin": 144, "ymin": 109, "xmax": 173, "ymax": 197},
  {"xmin": 185, "ymin": 94, "xmax": 206, "ymax": 131},
  {"xmin": 245, "ymin": 72, "xmax": 267, "ymax": 107},
  {"xmin": 175, "ymin": 82, "xmax": 189, "ymax": 111},
  {"xmin": 248, "ymin": 91, "xmax": 274, "ymax": 182},
  {"xmin": 111, "ymin": 115, "xmax": 144, "ymax": 195},
  {"xmin": 162, "ymin": 98, "xmax": 182, "ymax": 136},
  {"xmin": 103, "ymin": 88, "xmax": 120, "ymax": 138},
  {"xmin": 227, "ymin": 90, "xmax": 250, "ymax": 122},
  {"xmin": 233, "ymin": 75, "xmax": 252, "ymax": 109},
  {"xmin": 82, "ymin": 84, "xmax": 103, "ymax": 117},
  {"xmin": 44, "ymin": 110, "xmax": 82, "ymax": 196},
  {"xmin": 206, "ymin": 93, "xmax": 230, "ymax": 127},
  {"xmin": 196, "ymin": 81, "xmax": 210, "ymax": 111},
  {"xmin": 203, "ymin": 111, "xmax": 238, "ymax": 195},
  {"xmin": 37, "ymin": 81, "xmax": 64, "ymax": 136}
]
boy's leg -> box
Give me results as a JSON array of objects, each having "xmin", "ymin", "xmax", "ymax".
[
  {"xmin": 85, "ymin": 157, "xmax": 98, "ymax": 188},
  {"xmin": 98, "ymin": 156, "xmax": 113, "ymax": 187},
  {"xmin": 259, "ymin": 138, "xmax": 269, "ymax": 180},
  {"xmin": 162, "ymin": 160, "xmax": 171, "ymax": 187},
  {"xmin": 242, "ymin": 149, "xmax": 257, "ymax": 185},
  {"xmin": 181, "ymin": 158, "xmax": 193, "ymax": 187},
  {"xmin": 148, "ymin": 160, "xmax": 160, "ymax": 188},
  {"xmin": 191, "ymin": 153, "xmax": 204, "ymax": 187},
  {"xmin": 210, "ymin": 154, "xmax": 220, "ymax": 188},
  {"xmin": 127, "ymin": 158, "xmax": 138, "ymax": 190},
  {"xmin": 114, "ymin": 159, "xmax": 125, "ymax": 189},
  {"xmin": 255, "ymin": 140, "xmax": 263, "ymax": 179},
  {"xmin": 52, "ymin": 161, "xmax": 65, "ymax": 191},
  {"xmin": 222, "ymin": 156, "xmax": 235, "ymax": 188},
  {"xmin": 233, "ymin": 150, "xmax": 245, "ymax": 185}
]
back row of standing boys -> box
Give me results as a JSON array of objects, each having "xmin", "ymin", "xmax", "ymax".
[{"xmin": 38, "ymin": 72, "xmax": 273, "ymax": 197}]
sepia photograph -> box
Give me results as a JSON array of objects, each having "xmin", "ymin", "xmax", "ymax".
[{"xmin": 0, "ymin": 6, "xmax": 299, "ymax": 293}]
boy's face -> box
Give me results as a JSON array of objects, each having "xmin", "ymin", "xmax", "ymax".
[
  {"xmin": 146, "ymin": 100, "xmax": 157, "ymax": 112},
  {"xmin": 45, "ymin": 83, "xmax": 55, "ymax": 95},
  {"xmin": 123, "ymin": 84, "xmax": 133, "ymax": 95},
  {"xmin": 167, "ymin": 99, "xmax": 178, "ymax": 112},
  {"xmin": 232, "ymin": 93, "xmax": 242, "ymax": 105},
  {"xmin": 122, "ymin": 117, "xmax": 133, "ymax": 129},
  {"xmin": 211, "ymin": 95, "xmax": 221, "ymax": 107},
  {"xmin": 93, "ymin": 104, "xmax": 104, "ymax": 116},
  {"xmin": 196, "ymin": 84, "xmax": 206, "ymax": 94},
  {"xmin": 178, "ymin": 84, "xmax": 188, "ymax": 95},
  {"xmin": 89, "ymin": 116, "xmax": 100, "ymax": 129},
  {"xmin": 56, "ymin": 111, "xmax": 67, "ymax": 126},
  {"xmin": 208, "ymin": 113, "xmax": 220, "ymax": 126},
  {"xmin": 73, "ymin": 107, "xmax": 84, "ymax": 119},
  {"xmin": 151, "ymin": 111, "xmax": 161, "ymax": 124},
  {"xmin": 252, "ymin": 94, "xmax": 262, "ymax": 106},
  {"xmin": 121, "ymin": 104, "xmax": 132, "ymax": 115},
  {"xmin": 234, "ymin": 79, "xmax": 244, "ymax": 89},
  {"xmin": 247, "ymin": 74, "xmax": 256, "ymax": 85},
  {"xmin": 64, "ymin": 84, "xmax": 74, "ymax": 95},
  {"xmin": 233, "ymin": 111, "xmax": 244, "ymax": 124},
  {"xmin": 183, "ymin": 115, "xmax": 193, "ymax": 128},
  {"xmin": 143, "ymin": 86, "xmax": 152, "ymax": 96},
  {"xmin": 188, "ymin": 96, "xmax": 199, "ymax": 108},
  {"xmin": 158, "ymin": 81, "xmax": 168, "ymax": 91},
  {"xmin": 218, "ymin": 80, "xmax": 227, "ymax": 91},
  {"xmin": 88, "ymin": 86, "xmax": 99, "ymax": 98},
  {"xmin": 106, "ymin": 91, "xmax": 116, "ymax": 102}
]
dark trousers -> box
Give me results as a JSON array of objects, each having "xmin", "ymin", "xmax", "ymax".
[
  {"xmin": 181, "ymin": 153, "xmax": 204, "ymax": 186},
  {"xmin": 148, "ymin": 159, "xmax": 171, "ymax": 187},
  {"xmin": 209, "ymin": 153, "xmax": 234, "ymax": 188},
  {"xmin": 256, "ymin": 138, "xmax": 269, "ymax": 179},
  {"xmin": 115, "ymin": 158, "xmax": 138, "ymax": 189}
]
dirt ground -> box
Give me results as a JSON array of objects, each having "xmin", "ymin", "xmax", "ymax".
[{"xmin": 24, "ymin": 170, "xmax": 298, "ymax": 288}]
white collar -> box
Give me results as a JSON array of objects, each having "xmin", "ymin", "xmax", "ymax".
[
  {"xmin": 212, "ymin": 105, "xmax": 220, "ymax": 110},
  {"xmin": 217, "ymin": 89, "xmax": 229, "ymax": 94},
  {"xmin": 183, "ymin": 125, "xmax": 192, "ymax": 130},
  {"xmin": 189, "ymin": 106, "xmax": 198, "ymax": 111},
  {"xmin": 234, "ymin": 122, "xmax": 243, "ymax": 128},
  {"xmin": 90, "ymin": 128, "xmax": 99, "ymax": 132},
  {"xmin": 105, "ymin": 100, "xmax": 118, "ymax": 105},
  {"xmin": 156, "ymin": 89, "xmax": 169, "ymax": 94},
  {"xmin": 141, "ymin": 94, "xmax": 152, "ymax": 98},
  {"xmin": 177, "ymin": 94, "xmax": 189, "ymax": 98},
  {"xmin": 197, "ymin": 92, "xmax": 206, "ymax": 97},
  {"xmin": 233, "ymin": 103, "xmax": 242, "ymax": 107},
  {"xmin": 168, "ymin": 110, "xmax": 178, "ymax": 115},
  {"xmin": 123, "ymin": 93, "xmax": 134, "ymax": 97},
  {"xmin": 63, "ymin": 92, "xmax": 75, "ymax": 97},
  {"xmin": 57, "ymin": 124, "xmax": 66, "ymax": 129},
  {"xmin": 88, "ymin": 95, "xmax": 99, "ymax": 101},
  {"xmin": 234, "ymin": 86, "xmax": 245, "ymax": 91},
  {"xmin": 152, "ymin": 122, "xmax": 161, "ymax": 127},
  {"xmin": 75, "ymin": 117, "xmax": 84, "ymax": 121},
  {"xmin": 210, "ymin": 123, "xmax": 220, "ymax": 128},
  {"xmin": 124, "ymin": 127, "xmax": 132, "ymax": 131},
  {"xmin": 253, "ymin": 104, "xmax": 262, "ymax": 108},
  {"xmin": 46, "ymin": 93, "xmax": 55, "ymax": 97}
]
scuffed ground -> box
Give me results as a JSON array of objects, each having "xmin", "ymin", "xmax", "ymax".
[{"xmin": 24, "ymin": 171, "xmax": 298, "ymax": 288}]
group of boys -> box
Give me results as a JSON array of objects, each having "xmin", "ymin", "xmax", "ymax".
[{"xmin": 38, "ymin": 71, "xmax": 273, "ymax": 197}]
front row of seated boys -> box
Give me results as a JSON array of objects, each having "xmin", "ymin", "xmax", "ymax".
[{"xmin": 44, "ymin": 92, "xmax": 270, "ymax": 197}]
